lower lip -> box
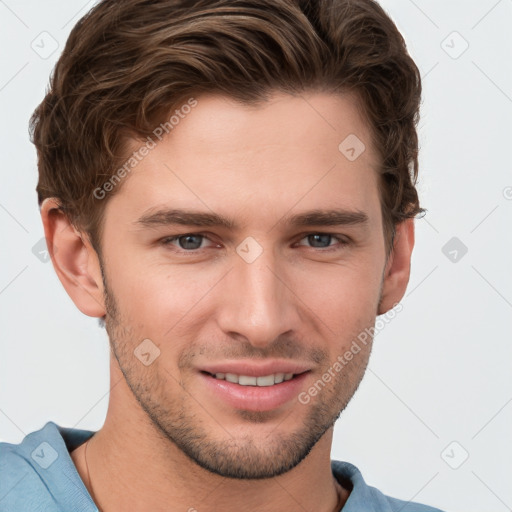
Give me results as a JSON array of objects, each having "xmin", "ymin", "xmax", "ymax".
[{"xmin": 199, "ymin": 372, "xmax": 310, "ymax": 412}]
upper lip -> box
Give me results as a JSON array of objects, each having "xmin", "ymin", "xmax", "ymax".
[{"xmin": 198, "ymin": 360, "xmax": 312, "ymax": 377}]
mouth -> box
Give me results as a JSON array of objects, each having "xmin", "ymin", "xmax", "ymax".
[{"xmin": 198, "ymin": 366, "xmax": 311, "ymax": 412}]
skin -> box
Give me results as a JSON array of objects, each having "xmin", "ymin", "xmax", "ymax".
[{"xmin": 41, "ymin": 91, "xmax": 414, "ymax": 512}]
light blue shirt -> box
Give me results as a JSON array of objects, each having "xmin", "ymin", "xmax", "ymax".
[{"xmin": 0, "ymin": 421, "xmax": 444, "ymax": 511}]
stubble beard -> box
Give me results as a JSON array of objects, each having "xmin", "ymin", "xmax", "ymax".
[{"xmin": 101, "ymin": 272, "xmax": 373, "ymax": 480}]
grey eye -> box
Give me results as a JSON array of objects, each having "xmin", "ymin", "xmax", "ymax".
[
  {"xmin": 304, "ymin": 234, "xmax": 334, "ymax": 248},
  {"xmin": 176, "ymin": 234, "xmax": 204, "ymax": 250}
]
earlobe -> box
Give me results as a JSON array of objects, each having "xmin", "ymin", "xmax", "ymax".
[
  {"xmin": 41, "ymin": 198, "xmax": 106, "ymax": 318},
  {"xmin": 377, "ymin": 218, "xmax": 415, "ymax": 315}
]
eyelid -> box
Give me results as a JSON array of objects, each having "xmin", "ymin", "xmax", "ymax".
[
  {"xmin": 159, "ymin": 231, "xmax": 350, "ymax": 253},
  {"xmin": 159, "ymin": 232, "xmax": 219, "ymax": 250},
  {"xmin": 294, "ymin": 233, "xmax": 350, "ymax": 249}
]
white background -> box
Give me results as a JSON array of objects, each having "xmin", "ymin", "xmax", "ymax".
[{"xmin": 1, "ymin": 1, "xmax": 511, "ymax": 511}]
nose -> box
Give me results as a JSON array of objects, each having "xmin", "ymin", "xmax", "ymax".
[{"xmin": 216, "ymin": 246, "xmax": 300, "ymax": 349}]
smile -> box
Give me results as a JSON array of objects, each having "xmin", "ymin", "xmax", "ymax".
[{"xmin": 200, "ymin": 370, "xmax": 310, "ymax": 412}]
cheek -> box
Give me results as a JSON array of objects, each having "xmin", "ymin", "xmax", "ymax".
[
  {"xmin": 107, "ymin": 260, "xmax": 215, "ymax": 337},
  {"xmin": 296, "ymin": 259, "xmax": 382, "ymax": 314},
  {"xmin": 289, "ymin": 261, "xmax": 382, "ymax": 359}
]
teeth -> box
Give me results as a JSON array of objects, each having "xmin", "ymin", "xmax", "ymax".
[
  {"xmin": 213, "ymin": 372, "xmax": 295, "ymax": 386},
  {"xmin": 256, "ymin": 375, "xmax": 274, "ymax": 387},
  {"xmin": 239, "ymin": 375, "xmax": 257, "ymax": 386}
]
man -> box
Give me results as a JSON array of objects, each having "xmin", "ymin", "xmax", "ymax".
[{"xmin": 0, "ymin": 0, "xmax": 444, "ymax": 510}]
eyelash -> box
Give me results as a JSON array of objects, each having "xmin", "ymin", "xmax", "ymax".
[{"xmin": 159, "ymin": 232, "xmax": 350, "ymax": 254}]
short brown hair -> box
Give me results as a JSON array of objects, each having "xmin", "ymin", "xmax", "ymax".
[{"xmin": 30, "ymin": 0, "xmax": 424, "ymax": 256}]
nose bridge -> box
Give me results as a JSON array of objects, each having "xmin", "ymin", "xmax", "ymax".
[{"xmin": 218, "ymin": 242, "xmax": 297, "ymax": 347}]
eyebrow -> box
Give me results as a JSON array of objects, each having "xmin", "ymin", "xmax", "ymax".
[{"xmin": 135, "ymin": 207, "xmax": 369, "ymax": 230}]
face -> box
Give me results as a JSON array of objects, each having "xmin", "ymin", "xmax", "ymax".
[{"xmin": 99, "ymin": 92, "xmax": 388, "ymax": 479}]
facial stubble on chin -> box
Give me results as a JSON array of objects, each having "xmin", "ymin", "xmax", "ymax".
[{"xmin": 100, "ymin": 266, "xmax": 374, "ymax": 480}]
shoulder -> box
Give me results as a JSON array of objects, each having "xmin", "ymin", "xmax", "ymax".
[
  {"xmin": 331, "ymin": 460, "xmax": 446, "ymax": 512},
  {"xmin": 0, "ymin": 422, "xmax": 59, "ymax": 511},
  {"xmin": 0, "ymin": 421, "xmax": 96, "ymax": 512}
]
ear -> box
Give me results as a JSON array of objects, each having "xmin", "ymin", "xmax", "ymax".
[
  {"xmin": 40, "ymin": 198, "xmax": 106, "ymax": 317},
  {"xmin": 377, "ymin": 218, "xmax": 415, "ymax": 315}
]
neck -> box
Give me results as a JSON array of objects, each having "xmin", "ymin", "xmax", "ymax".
[{"xmin": 71, "ymin": 367, "xmax": 349, "ymax": 512}]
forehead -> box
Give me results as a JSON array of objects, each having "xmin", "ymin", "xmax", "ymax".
[{"xmin": 105, "ymin": 91, "xmax": 381, "ymax": 227}]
